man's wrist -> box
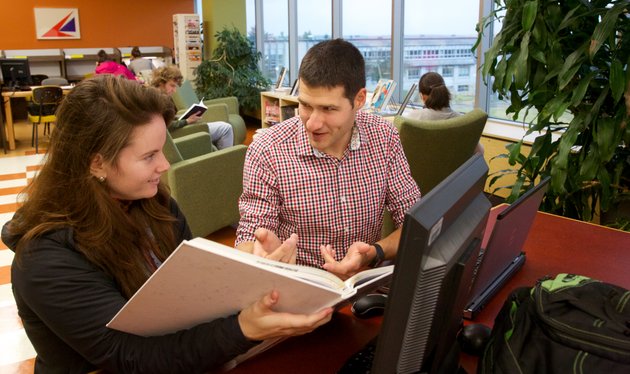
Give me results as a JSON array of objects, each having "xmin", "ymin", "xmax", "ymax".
[{"xmin": 369, "ymin": 243, "xmax": 385, "ymax": 268}]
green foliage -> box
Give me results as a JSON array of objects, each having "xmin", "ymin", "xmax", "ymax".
[
  {"xmin": 195, "ymin": 27, "xmax": 271, "ymax": 112},
  {"xmin": 475, "ymin": 0, "xmax": 630, "ymax": 226}
]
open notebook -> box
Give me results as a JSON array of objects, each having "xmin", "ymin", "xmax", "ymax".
[{"xmin": 464, "ymin": 177, "xmax": 550, "ymax": 319}]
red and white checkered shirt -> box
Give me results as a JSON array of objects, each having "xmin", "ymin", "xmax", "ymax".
[{"xmin": 236, "ymin": 111, "xmax": 421, "ymax": 268}]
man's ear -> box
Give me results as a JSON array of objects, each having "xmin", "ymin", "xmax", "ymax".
[
  {"xmin": 354, "ymin": 88, "xmax": 367, "ymax": 109},
  {"xmin": 90, "ymin": 153, "xmax": 105, "ymax": 178}
]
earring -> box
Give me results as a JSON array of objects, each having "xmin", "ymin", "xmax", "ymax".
[{"xmin": 98, "ymin": 176, "xmax": 106, "ymax": 183}]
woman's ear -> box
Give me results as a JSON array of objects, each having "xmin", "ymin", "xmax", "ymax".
[{"xmin": 90, "ymin": 153, "xmax": 105, "ymax": 179}]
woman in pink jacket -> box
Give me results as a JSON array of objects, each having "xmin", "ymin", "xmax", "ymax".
[{"xmin": 95, "ymin": 50, "xmax": 137, "ymax": 80}]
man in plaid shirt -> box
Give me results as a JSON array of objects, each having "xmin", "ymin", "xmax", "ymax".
[{"xmin": 236, "ymin": 39, "xmax": 421, "ymax": 278}]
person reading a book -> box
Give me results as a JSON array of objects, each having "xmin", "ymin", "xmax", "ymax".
[
  {"xmin": 236, "ymin": 39, "xmax": 421, "ymax": 279},
  {"xmin": 1, "ymin": 75, "xmax": 332, "ymax": 373},
  {"xmin": 151, "ymin": 65, "xmax": 234, "ymax": 150},
  {"xmin": 407, "ymin": 71, "xmax": 484, "ymax": 154}
]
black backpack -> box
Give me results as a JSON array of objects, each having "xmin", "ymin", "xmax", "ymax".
[{"xmin": 479, "ymin": 273, "xmax": 630, "ymax": 373}]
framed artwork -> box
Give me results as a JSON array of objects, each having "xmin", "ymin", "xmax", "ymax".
[{"xmin": 35, "ymin": 8, "xmax": 81, "ymax": 40}]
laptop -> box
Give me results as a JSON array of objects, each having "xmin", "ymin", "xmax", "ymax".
[
  {"xmin": 463, "ymin": 176, "xmax": 550, "ymax": 319},
  {"xmin": 395, "ymin": 83, "xmax": 417, "ymax": 116}
]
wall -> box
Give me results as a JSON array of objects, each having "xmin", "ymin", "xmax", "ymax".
[
  {"xmin": 202, "ymin": 0, "xmax": 246, "ymax": 58},
  {"xmin": 0, "ymin": 0, "xmax": 194, "ymax": 50}
]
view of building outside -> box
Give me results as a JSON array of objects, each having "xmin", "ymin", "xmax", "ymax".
[{"xmin": 246, "ymin": 1, "xmax": 508, "ymax": 119}]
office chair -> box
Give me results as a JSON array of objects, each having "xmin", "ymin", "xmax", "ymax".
[{"xmin": 27, "ymin": 86, "xmax": 64, "ymax": 154}]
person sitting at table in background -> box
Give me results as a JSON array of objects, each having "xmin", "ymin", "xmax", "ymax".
[
  {"xmin": 1, "ymin": 75, "xmax": 332, "ymax": 373},
  {"xmin": 407, "ymin": 71, "xmax": 484, "ymax": 154},
  {"xmin": 150, "ymin": 65, "xmax": 234, "ymax": 150},
  {"xmin": 236, "ymin": 39, "xmax": 421, "ymax": 279},
  {"xmin": 127, "ymin": 46, "xmax": 153, "ymax": 76},
  {"xmin": 94, "ymin": 49, "xmax": 137, "ymax": 81}
]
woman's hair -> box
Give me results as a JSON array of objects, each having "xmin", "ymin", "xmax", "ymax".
[
  {"xmin": 299, "ymin": 38, "xmax": 365, "ymax": 105},
  {"xmin": 9, "ymin": 75, "xmax": 177, "ymax": 298},
  {"xmin": 131, "ymin": 46, "xmax": 142, "ymax": 59},
  {"xmin": 418, "ymin": 72, "xmax": 451, "ymax": 110},
  {"xmin": 150, "ymin": 65, "xmax": 183, "ymax": 88},
  {"xmin": 97, "ymin": 49, "xmax": 111, "ymax": 64}
]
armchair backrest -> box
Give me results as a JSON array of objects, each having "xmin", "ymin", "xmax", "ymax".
[
  {"xmin": 163, "ymin": 132, "xmax": 184, "ymax": 164},
  {"xmin": 394, "ymin": 108, "xmax": 487, "ymax": 194},
  {"xmin": 172, "ymin": 80, "xmax": 199, "ymax": 111}
]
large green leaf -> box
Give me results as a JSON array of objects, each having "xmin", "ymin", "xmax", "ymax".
[
  {"xmin": 610, "ymin": 58, "xmax": 624, "ymax": 103},
  {"xmin": 522, "ymin": 0, "xmax": 538, "ymax": 31},
  {"xmin": 570, "ymin": 72, "xmax": 594, "ymax": 107},
  {"xmin": 589, "ymin": 2, "xmax": 625, "ymax": 60},
  {"xmin": 558, "ymin": 46, "xmax": 587, "ymax": 90},
  {"xmin": 595, "ymin": 117, "xmax": 616, "ymax": 161}
]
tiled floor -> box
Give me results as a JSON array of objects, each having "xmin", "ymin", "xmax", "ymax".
[{"xmin": 0, "ymin": 118, "xmax": 256, "ymax": 373}]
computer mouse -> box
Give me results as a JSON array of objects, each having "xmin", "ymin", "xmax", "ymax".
[
  {"xmin": 351, "ymin": 293, "xmax": 388, "ymax": 319},
  {"xmin": 457, "ymin": 323, "xmax": 492, "ymax": 356}
]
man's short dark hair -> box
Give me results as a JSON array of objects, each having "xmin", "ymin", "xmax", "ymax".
[{"xmin": 298, "ymin": 39, "xmax": 365, "ymax": 104}]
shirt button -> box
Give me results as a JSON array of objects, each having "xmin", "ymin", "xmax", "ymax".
[
  {"xmin": 344, "ymin": 227, "xmax": 349, "ymax": 233},
  {"xmin": 340, "ymin": 195, "xmax": 346, "ymax": 203}
]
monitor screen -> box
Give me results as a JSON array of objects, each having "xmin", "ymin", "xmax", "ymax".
[
  {"xmin": 371, "ymin": 153, "xmax": 491, "ymax": 374},
  {"xmin": 0, "ymin": 58, "xmax": 32, "ymax": 87}
]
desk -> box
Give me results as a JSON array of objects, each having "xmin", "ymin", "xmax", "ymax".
[
  {"xmin": 228, "ymin": 212, "xmax": 630, "ymax": 373},
  {"xmin": 2, "ymin": 88, "xmax": 71, "ymax": 150}
]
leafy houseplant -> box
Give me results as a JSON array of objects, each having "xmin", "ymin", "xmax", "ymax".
[
  {"xmin": 195, "ymin": 27, "xmax": 271, "ymax": 112},
  {"xmin": 475, "ymin": 0, "xmax": 630, "ymax": 226}
]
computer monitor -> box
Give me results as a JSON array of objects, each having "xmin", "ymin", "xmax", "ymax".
[
  {"xmin": 0, "ymin": 58, "xmax": 32, "ymax": 88},
  {"xmin": 371, "ymin": 153, "xmax": 491, "ymax": 374}
]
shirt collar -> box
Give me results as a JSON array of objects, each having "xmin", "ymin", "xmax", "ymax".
[{"xmin": 296, "ymin": 120, "xmax": 362, "ymax": 158}]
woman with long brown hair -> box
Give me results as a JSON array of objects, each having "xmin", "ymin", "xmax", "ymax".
[{"xmin": 2, "ymin": 75, "xmax": 331, "ymax": 373}]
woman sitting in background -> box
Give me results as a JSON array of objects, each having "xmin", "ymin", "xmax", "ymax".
[
  {"xmin": 127, "ymin": 46, "xmax": 154, "ymax": 75},
  {"xmin": 2, "ymin": 75, "xmax": 332, "ymax": 373},
  {"xmin": 407, "ymin": 71, "xmax": 484, "ymax": 154},
  {"xmin": 95, "ymin": 49, "xmax": 137, "ymax": 80}
]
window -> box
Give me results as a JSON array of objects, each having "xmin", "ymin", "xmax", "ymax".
[
  {"xmin": 442, "ymin": 66, "xmax": 454, "ymax": 77},
  {"xmin": 403, "ymin": 0, "xmax": 479, "ymax": 113},
  {"xmin": 458, "ymin": 65, "xmax": 470, "ymax": 77},
  {"xmin": 343, "ymin": 0, "xmax": 392, "ymax": 91},
  {"xmin": 262, "ymin": 0, "xmax": 289, "ymax": 83},
  {"xmin": 297, "ymin": 0, "xmax": 331, "ymax": 70},
  {"xmin": 408, "ymin": 68, "xmax": 420, "ymax": 79},
  {"xmin": 457, "ymin": 85, "xmax": 469, "ymax": 92}
]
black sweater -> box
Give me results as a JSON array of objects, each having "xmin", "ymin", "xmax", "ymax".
[{"xmin": 3, "ymin": 199, "xmax": 257, "ymax": 373}]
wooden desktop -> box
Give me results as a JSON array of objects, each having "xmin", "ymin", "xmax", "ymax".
[{"xmin": 226, "ymin": 211, "xmax": 630, "ymax": 373}]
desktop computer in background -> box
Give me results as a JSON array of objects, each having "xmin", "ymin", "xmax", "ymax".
[{"xmin": 0, "ymin": 58, "xmax": 32, "ymax": 90}]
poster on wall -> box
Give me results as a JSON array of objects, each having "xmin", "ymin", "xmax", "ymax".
[{"xmin": 34, "ymin": 8, "xmax": 81, "ymax": 40}]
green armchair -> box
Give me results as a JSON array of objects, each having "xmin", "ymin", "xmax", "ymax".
[
  {"xmin": 162, "ymin": 131, "xmax": 247, "ymax": 237},
  {"xmin": 381, "ymin": 108, "xmax": 488, "ymax": 238},
  {"xmin": 394, "ymin": 108, "xmax": 487, "ymax": 194},
  {"xmin": 172, "ymin": 80, "xmax": 246, "ymax": 145}
]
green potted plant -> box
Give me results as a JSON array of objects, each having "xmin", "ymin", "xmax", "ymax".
[
  {"xmin": 475, "ymin": 0, "xmax": 630, "ymax": 227},
  {"xmin": 195, "ymin": 27, "xmax": 271, "ymax": 113}
]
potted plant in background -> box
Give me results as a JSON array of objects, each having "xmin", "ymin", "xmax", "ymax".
[
  {"xmin": 195, "ymin": 27, "xmax": 271, "ymax": 113},
  {"xmin": 475, "ymin": 0, "xmax": 630, "ymax": 229}
]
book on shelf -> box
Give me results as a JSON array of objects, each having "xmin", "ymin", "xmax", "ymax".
[
  {"xmin": 275, "ymin": 66, "xmax": 287, "ymax": 89},
  {"xmin": 178, "ymin": 98, "xmax": 207, "ymax": 120},
  {"xmin": 368, "ymin": 79, "xmax": 397, "ymax": 113},
  {"xmin": 107, "ymin": 237, "xmax": 393, "ymax": 367}
]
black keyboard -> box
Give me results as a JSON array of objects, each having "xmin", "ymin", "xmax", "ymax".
[{"xmin": 338, "ymin": 337, "xmax": 378, "ymax": 373}]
